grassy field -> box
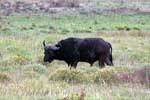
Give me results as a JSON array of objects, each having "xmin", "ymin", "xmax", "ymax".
[
  {"xmin": 1, "ymin": 13, "xmax": 150, "ymax": 34},
  {"xmin": 0, "ymin": 12, "xmax": 150, "ymax": 99}
]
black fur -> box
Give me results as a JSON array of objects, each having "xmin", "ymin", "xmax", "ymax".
[{"xmin": 43, "ymin": 37, "xmax": 113, "ymax": 69}]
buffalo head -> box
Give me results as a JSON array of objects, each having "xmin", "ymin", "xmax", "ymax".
[{"xmin": 43, "ymin": 40, "xmax": 60, "ymax": 63}]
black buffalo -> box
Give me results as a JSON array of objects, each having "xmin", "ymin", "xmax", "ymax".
[{"xmin": 43, "ymin": 37, "xmax": 113, "ymax": 69}]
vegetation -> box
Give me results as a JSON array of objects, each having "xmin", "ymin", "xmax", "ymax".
[
  {"xmin": 1, "ymin": 14, "xmax": 150, "ymax": 35},
  {"xmin": 0, "ymin": 0, "xmax": 150, "ymax": 99}
]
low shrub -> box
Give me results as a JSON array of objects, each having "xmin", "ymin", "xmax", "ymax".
[
  {"xmin": 133, "ymin": 27, "xmax": 140, "ymax": 30},
  {"xmin": 94, "ymin": 67, "xmax": 119, "ymax": 84},
  {"xmin": 116, "ymin": 26, "xmax": 131, "ymax": 31},
  {"xmin": 49, "ymin": 69, "xmax": 88, "ymax": 83},
  {"xmin": 61, "ymin": 29, "xmax": 71, "ymax": 34},
  {"xmin": 10, "ymin": 55, "xmax": 30, "ymax": 65},
  {"xmin": 0, "ymin": 72, "xmax": 10, "ymax": 82},
  {"xmin": 36, "ymin": 53, "xmax": 44, "ymax": 64},
  {"xmin": 21, "ymin": 27, "xmax": 28, "ymax": 30},
  {"xmin": 0, "ymin": 55, "xmax": 30, "ymax": 66},
  {"xmin": 24, "ymin": 64, "xmax": 47, "ymax": 74}
]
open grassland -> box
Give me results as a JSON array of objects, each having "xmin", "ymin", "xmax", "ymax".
[
  {"xmin": 1, "ymin": 13, "xmax": 150, "ymax": 34},
  {"xmin": 0, "ymin": 12, "xmax": 150, "ymax": 99}
]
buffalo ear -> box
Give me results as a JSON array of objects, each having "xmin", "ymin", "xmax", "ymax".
[{"xmin": 43, "ymin": 40, "xmax": 46, "ymax": 47}]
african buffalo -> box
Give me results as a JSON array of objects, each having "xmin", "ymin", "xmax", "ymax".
[{"xmin": 43, "ymin": 37, "xmax": 113, "ymax": 69}]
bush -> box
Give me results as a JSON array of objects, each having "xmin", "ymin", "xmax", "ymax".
[
  {"xmin": 116, "ymin": 26, "xmax": 131, "ymax": 31},
  {"xmin": 94, "ymin": 67, "xmax": 119, "ymax": 84},
  {"xmin": 0, "ymin": 72, "xmax": 10, "ymax": 82},
  {"xmin": 0, "ymin": 55, "xmax": 30, "ymax": 66},
  {"xmin": 10, "ymin": 55, "xmax": 30, "ymax": 65},
  {"xmin": 24, "ymin": 64, "xmax": 47, "ymax": 74},
  {"xmin": 36, "ymin": 53, "xmax": 44, "ymax": 64},
  {"xmin": 133, "ymin": 27, "xmax": 140, "ymax": 30},
  {"xmin": 21, "ymin": 64, "xmax": 46, "ymax": 78},
  {"xmin": 49, "ymin": 69, "xmax": 87, "ymax": 83}
]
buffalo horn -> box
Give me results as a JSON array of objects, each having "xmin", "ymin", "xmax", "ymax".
[{"xmin": 43, "ymin": 40, "xmax": 46, "ymax": 47}]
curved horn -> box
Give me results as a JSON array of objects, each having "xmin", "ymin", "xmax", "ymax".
[{"xmin": 43, "ymin": 40, "xmax": 46, "ymax": 47}]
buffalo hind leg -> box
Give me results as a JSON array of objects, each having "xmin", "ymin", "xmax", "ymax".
[
  {"xmin": 99, "ymin": 57, "xmax": 105, "ymax": 68},
  {"xmin": 105, "ymin": 58, "xmax": 113, "ymax": 66},
  {"xmin": 67, "ymin": 64, "xmax": 73, "ymax": 70},
  {"xmin": 70, "ymin": 62, "xmax": 78, "ymax": 69}
]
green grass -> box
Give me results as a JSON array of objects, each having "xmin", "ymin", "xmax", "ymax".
[
  {"xmin": 0, "ymin": 12, "xmax": 150, "ymax": 99},
  {"xmin": 1, "ymin": 13, "xmax": 150, "ymax": 35}
]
